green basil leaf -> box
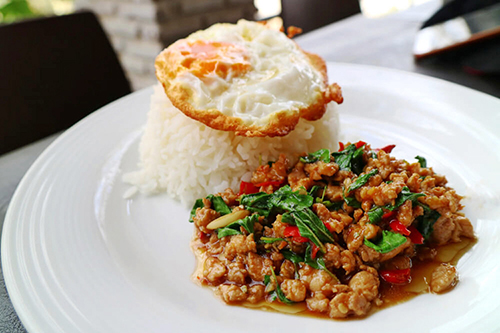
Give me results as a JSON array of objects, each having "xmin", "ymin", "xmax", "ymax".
[
  {"xmin": 300, "ymin": 149, "xmax": 331, "ymax": 164},
  {"xmin": 416, "ymin": 203, "xmax": 441, "ymax": 240},
  {"xmin": 264, "ymin": 271, "xmax": 295, "ymax": 304},
  {"xmin": 281, "ymin": 250, "xmax": 304, "ymax": 264},
  {"xmin": 293, "ymin": 215, "xmax": 325, "ymax": 252},
  {"xmin": 351, "ymin": 146, "xmax": 366, "ymax": 175},
  {"xmin": 189, "ymin": 198, "xmax": 204, "ymax": 223},
  {"xmin": 415, "ymin": 155, "xmax": 427, "ymax": 168},
  {"xmin": 304, "ymin": 244, "xmax": 340, "ymax": 283},
  {"xmin": 280, "ymin": 212, "xmax": 295, "ymax": 225},
  {"xmin": 289, "ymin": 208, "xmax": 335, "ymax": 252},
  {"xmin": 332, "ymin": 144, "xmax": 356, "ymax": 171},
  {"xmin": 308, "ymin": 185, "xmax": 321, "ymax": 197},
  {"xmin": 216, "ymin": 228, "xmax": 242, "ymax": 238},
  {"xmin": 207, "ymin": 195, "xmax": 231, "ymax": 215},
  {"xmin": 319, "ymin": 199, "xmax": 344, "ymax": 211},
  {"xmin": 368, "ymin": 207, "xmax": 384, "ymax": 224},
  {"xmin": 304, "ymin": 244, "xmax": 320, "ymax": 269},
  {"xmin": 364, "ymin": 230, "xmax": 407, "ymax": 253},
  {"xmin": 348, "ymin": 169, "xmax": 378, "ymax": 192},
  {"xmin": 343, "ymin": 195, "xmax": 362, "ymax": 208},
  {"xmin": 260, "ymin": 237, "xmax": 286, "ymax": 244},
  {"xmin": 269, "ymin": 185, "xmax": 314, "ymax": 212},
  {"xmin": 240, "ymin": 192, "xmax": 272, "ymax": 216},
  {"xmin": 394, "ymin": 186, "xmax": 426, "ymax": 208},
  {"xmin": 217, "ymin": 214, "xmax": 259, "ymax": 238}
]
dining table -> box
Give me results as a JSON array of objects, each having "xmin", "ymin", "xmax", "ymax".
[{"xmin": 0, "ymin": 1, "xmax": 498, "ymax": 331}]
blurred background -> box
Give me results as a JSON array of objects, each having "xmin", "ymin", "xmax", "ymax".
[{"xmin": 0, "ymin": 0, "xmax": 435, "ymax": 90}]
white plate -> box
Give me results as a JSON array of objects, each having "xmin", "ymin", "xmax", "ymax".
[{"xmin": 3, "ymin": 63, "xmax": 500, "ymax": 333}]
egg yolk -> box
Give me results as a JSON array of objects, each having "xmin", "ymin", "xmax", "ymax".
[{"xmin": 173, "ymin": 40, "xmax": 251, "ymax": 79}]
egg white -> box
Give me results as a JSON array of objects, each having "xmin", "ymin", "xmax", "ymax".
[{"xmin": 172, "ymin": 20, "xmax": 326, "ymax": 126}]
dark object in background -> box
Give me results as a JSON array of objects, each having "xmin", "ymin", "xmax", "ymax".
[
  {"xmin": 281, "ymin": 0, "xmax": 360, "ymax": 34},
  {"xmin": 0, "ymin": 10, "xmax": 131, "ymax": 156},
  {"xmin": 414, "ymin": 0, "xmax": 500, "ymax": 76},
  {"xmin": 422, "ymin": 0, "xmax": 500, "ymax": 29}
]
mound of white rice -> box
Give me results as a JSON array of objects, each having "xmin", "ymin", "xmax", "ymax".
[{"xmin": 123, "ymin": 84, "xmax": 340, "ymax": 206}]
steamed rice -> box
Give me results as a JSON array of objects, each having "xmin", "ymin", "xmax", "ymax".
[{"xmin": 123, "ymin": 84, "xmax": 340, "ymax": 206}]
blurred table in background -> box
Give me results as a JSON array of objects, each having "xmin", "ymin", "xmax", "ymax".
[{"xmin": 295, "ymin": 0, "xmax": 500, "ymax": 98}]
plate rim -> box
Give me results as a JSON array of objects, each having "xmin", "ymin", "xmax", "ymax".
[{"xmin": 2, "ymin": 62, "xmax": 500, "ymax": 333}]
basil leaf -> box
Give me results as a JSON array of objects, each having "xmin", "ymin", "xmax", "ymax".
[
  {"xmin": 351, "ymin": 146, "xmax": 366, "ymax": 175},
  {"xmin": 300, "ymin": 149, "xmax": 331, "ymax": 164},
  {"xmin": 189, "ymin": 198, "xmax": 204, "ymax": 223},
  {"xmin": 217, "ymin": 214, "xmax": 259, "ymax": 238},
  {"xmin": 394, "ymin": 186, "xmax": 426, "ymax": 208},
  {"xmin": 332, "ymin": 144, "xmax": 356, "ymax": 170},
  {"xmin": 281, "ymin": 250, "xmax": 304, "ymax": 264},
  {"xmin": 308, "ymin": 185, "xmax": 321, "ymax": 197},
  {"xmin": 304, "ymin": 244, "xmax": 340, "ymax": 283},
  {"xmin": 368, "ymin": 207, "xmax": 384, "ymax": 224},
  {"xmin": 318, "ymin": 199, "xmax": 344, "ymax": 211},
  {"xmin": 269, "ymin": 185, "xmax": 314, "ymax": 212},
  {"xmin": 240, "ymin": 192, "xmax": 272, "ymax": 216},
  {"xmin": 348, "ymin": 169, "xmax": 378, "ymax": 192},
  {"xmin": 292, "ymin": 214, "xmax": 325, "ymax": 252},
  {"xmin": 415, "ymin": 155, "xmax": 427, "ymax": 168},
  {"xmin": 289, "ymin": 208, "xmax": 335, "ymax": 252},
  {"xmin": 241, "ymin": 186, "xmax": 314, "ymax": 217},
  {"xmin": 304, "ymin": 244, "xmax": 320, "ymax": 269},
  {"xmin": 368, "ymin": 187, "xmax": 426, "ymax": 223},
  {"xmin": 207, "ymin": 195, "xmax": 231, "ymax": 215},
  {"xmin": 264, "ymin": 271, "xmax": 295, "ymax": 304},
  {"xmin": 416, "ymin": 204, "xmax": 440, "ymax": 240},
  {"xmin": 280, "ymin": 212, "xmax": 295, "ymax": 224},
  {"xmin": 260, "ymin": 237, "xmax": 285, "ymax": 244},
  {"xmin": 364, "ymin": 230, "xmax": 407, "ymax": 253},
  {"xmin": 343, "ymin": 195, "xmax": 361, "ymax": 208}
]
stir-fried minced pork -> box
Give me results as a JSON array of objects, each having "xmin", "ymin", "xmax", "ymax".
[{"xmin": 189, "ymin": 142, "xmax": 475, "ymax": 319}]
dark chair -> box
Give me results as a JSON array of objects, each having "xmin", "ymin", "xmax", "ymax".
[
  {"xmin": 0, "ymin": 10, "xmax": 131, "ymax": 155},
  {"xmin": 281, "ymin": 0, "xmax": 361, "ymax": 34}
]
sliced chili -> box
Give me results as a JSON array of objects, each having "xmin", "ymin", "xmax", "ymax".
[
  {"xmin": 382, "ymin": 211, "xmax": 395, "ymax": 220},
  {"xmin": 284, "ymin": 226, "xmax": 309, "ymax": 243},
  {"xmin": 389, "ymin": 219, "xmax": 411, "ymax": 236},
  {"xmin": 379, "ymin": 268, "xmax": 411, "ymax": 284},
  {"xmin": 238, "ymin": 181, "xmax": 259, "ymax": 195},
  {"xmin": 408, "ymin": 225, "xmax": 424, "ymax": 244},
  {"xmin": 355, "ymin": 141, "xmax": 366, "ymax": 149},
  {"xmin": 380, "ymin": 144, "xmax": 396, "ymax": 153},
  {"xmin": 338, "ymin": 141, "xmax": 345, "ymax": 151},
  {"xmin": 311, "ymin": 243, "xmax": 319, "ymax": 259}
]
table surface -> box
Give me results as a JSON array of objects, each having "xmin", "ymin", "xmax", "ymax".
[{"xmin": 1, "ymin": 2, "xmax": 498, "ymax": 331}]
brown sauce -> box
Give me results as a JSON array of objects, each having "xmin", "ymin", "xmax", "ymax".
[{"xmin": 240, "ymin": 237, "xmax": 477, "ymax": 319}]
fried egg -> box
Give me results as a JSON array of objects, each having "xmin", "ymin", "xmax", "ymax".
[{"xmin": 155, "ymin": 19, "xmax": 343, "ymax": 137}]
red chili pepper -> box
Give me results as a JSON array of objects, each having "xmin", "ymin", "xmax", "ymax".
[
  {"xmin": 382, "ymin": 211, "xmax": 395, "ymax": 220},
  {"xmin": 324, "ymin": 221, "xmax": 335, "ymax": 233},
  {"xmin": 355, "ymin": 141, "xmax": 366, "ymax": 149},
  {"xmin": 379, "ymin": 268, "xmax": 411, "ymax": 284},
  {"xmin": 199, "ymin": 231, "xmax": 209, "ymax": 243},
  {"xmin": 338, "ymin": 142, "xmax": 345, "ymax": 151},
  {"xmin": 255, "ymin": 180, "xmax": 284, "ymax": 187},
  {"xmin": 389, "ymin": 219, "xmax": 410, "ymax": 236},
  {"xmin": 284, "ymin": 226, "xmax": 309, "ymax": 243},
  {"xmin": 238, "ymin": 181, "xmax": 259, "ymax": 195},
  {"xmin": 311, "ymin": 243, "xmax": 319, "ymax": 259},
  {"xmin": 381, "ymin": 144, "xmax": 396, "ymax": 153},
  {"xmin": 408, "ymin": 225, "xmax": 424, "ymax": 244}
]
